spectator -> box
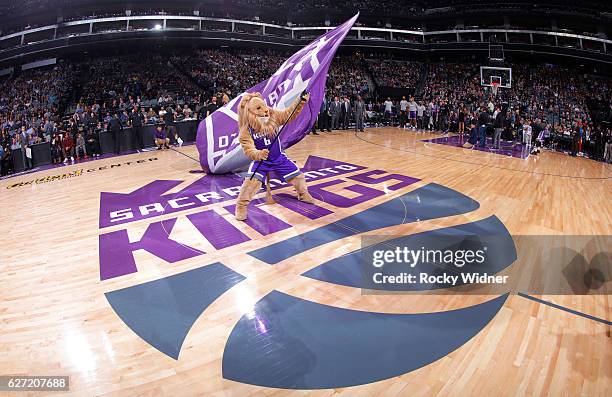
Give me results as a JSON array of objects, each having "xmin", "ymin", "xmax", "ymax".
[
  {"xmin": 86, "ymin": 128, "xmax": 101, "ymax": 157},
  {"xmin": 62, "ymin": 130, "xmax": 75, "ymax": 163},
  {"xmin": 146, "ymin": 108, "xmax": 158, "ymax": 123},
  {"xmin": 75, "ymin": 132, "xmax": 87, "ymax": 159},
  {"xmin": 1, "ymin": 145, "xmax": 12, "ymax": 175},
  {"xmin": 206, "ymin": 95, "xmax": 219, "ymax": 118},
  {"xmin": 50, "ymin": 133, "xmax": 63, "ymax": 164}
]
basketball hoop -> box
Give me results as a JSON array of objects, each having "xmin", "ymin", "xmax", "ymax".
[{"xmin": 491, "ymin": 82, "xmax": 499, "ymax": 97}]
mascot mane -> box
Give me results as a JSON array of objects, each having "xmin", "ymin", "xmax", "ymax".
[{"xmin": 238, "ymin": 92, "xmax": 279, "ymax": 137}]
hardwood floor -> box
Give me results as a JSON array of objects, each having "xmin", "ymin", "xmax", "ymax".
[{"xmin": 0, "ymin": 128, "xmax": 610, "ymax": 396}]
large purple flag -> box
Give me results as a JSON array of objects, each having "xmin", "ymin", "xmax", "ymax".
[{"xmin": 196, "ymin": 14, "xmax": 358, "ymax": 174}]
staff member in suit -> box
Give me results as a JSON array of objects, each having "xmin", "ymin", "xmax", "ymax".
[
  {"xmin": 330, "ymin": 96, "xmax": 341, "ymax": 130},
  {"xmin": 130, "ymin": 107, "xmax": 144, "ymax": 151},
  {"xmin": 107, "ymin": 112, "xmax": 123, "ymax": 155},
  {"xmin": 341, "ymin": 97, "xmax": 351, "ymax": 130},
  {"xmin": 18, "ymin": 126, "xmax": 32, "ymax": 170},
  {"xmin": 318, "ymin": 94, "xmax": 331, "ymax": 132},
  {"xmin": 354, "ymin": 96, "xmax": 366, "ymax": 132}
]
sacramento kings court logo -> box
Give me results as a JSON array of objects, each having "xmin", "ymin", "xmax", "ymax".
[{"xmin": 98, "ymin": 156, "xmax": 516, "ymax": 390}]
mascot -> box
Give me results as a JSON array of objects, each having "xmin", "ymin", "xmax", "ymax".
[{"xmin": 235, "ymin": 91, "xmax": 314, "ymax": 221}]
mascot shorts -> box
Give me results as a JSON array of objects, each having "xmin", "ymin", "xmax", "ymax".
[{"xmin": 246, "ymin": 155, "xmax": 301, "ymax": 183}]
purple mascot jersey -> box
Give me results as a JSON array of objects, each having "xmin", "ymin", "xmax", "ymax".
[{"xmin": 245, "ymin": 126, "xmax": 301, "ymax": 183}]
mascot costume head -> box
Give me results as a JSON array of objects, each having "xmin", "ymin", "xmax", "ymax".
[{"xmin": 234, "ymin": 91, "xmax": 314, "ymax": 221}]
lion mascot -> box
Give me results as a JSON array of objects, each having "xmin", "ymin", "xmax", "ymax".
[{"xmin": 235, "ymin": 91, "xmax": 314, "ymax": 221}]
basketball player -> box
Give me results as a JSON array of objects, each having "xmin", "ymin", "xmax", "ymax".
[
  {"xmin": 408, "ymin": 96, "xmax": 418, "ymax": 130},
  {"xmin": 522, "ymin": 119, "xmax": 532, "ymax": 147},
  {"xmin": 399, "ymin": 96, "xmax": 408, "ymax": 129}
]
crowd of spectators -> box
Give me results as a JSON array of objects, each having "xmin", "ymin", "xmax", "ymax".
[
  {"xmin": 0, "ymin": 52, "xmax": 210, "ymax": 175},
  {"xmin": 2, "ymin": 49, "xmax": 612, "ymax": 176},
  {"xmin": 171, "ymin": 49, "xmax": 286, "ymax": 99},
  {"xmin": 0, "ymin": 48, "xmax": 373, "ymax": 176},
  {"xmin": 77, "ymin": 54, "xmax": 200, "ymax": 113},
  {"xmin": 228, "ymin": 0, "xmax": 610, "ymax": 19},
  {"xmin": 0, "ymin": 63, "xmax": 77, "ymax": 175},
  {"xmin": 366, "ymin": 60, "xmax": 611, "ymax": 139},
  {"xmin": 326, "ymin": 54, "xmax": 370, "ymax": 99},
  {"xmin": 233, "ymin": 0, "xmax": 424, "ymax": 15},
  {"xmin": 349, "ymin": 60, "xmax": 611, "ymax": 161},
  {"xmin": 171, "ymin": 49, "xmax": 370, "ymax": 100},
  {"xmin": 368, "ymin": 60, "xmax": 423, "ymax": 89}
]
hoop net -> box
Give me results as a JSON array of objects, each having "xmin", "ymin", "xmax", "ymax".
[{"xmin": 491, "ymin": 82, "xmax": 499, "ymax": 97}]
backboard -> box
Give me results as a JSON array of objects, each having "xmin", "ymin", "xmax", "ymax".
[{"xmin": 480, "ymin": 66, "xmax": 512, "ymax": 89}]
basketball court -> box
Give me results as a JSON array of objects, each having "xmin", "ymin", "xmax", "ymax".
[{"xmin": 1, "ymin": 128, "xmax": 609, "ymax": 396}]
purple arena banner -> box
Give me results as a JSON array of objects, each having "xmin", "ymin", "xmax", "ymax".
[{"xmin": 196, "ymin": 14, "xmax": 358, "ymax": 174}]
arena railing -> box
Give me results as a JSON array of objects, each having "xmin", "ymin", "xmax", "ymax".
[{"xmin": 0, "ymin": 15, "xmax": 609, "ymax": 61}]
